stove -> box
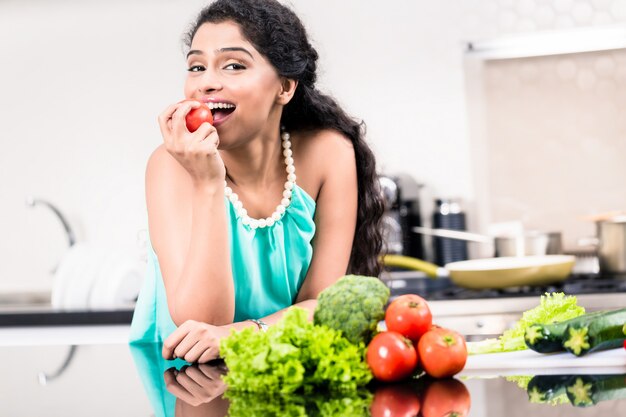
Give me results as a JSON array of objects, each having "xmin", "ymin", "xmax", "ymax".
[{"xmin": 383, "ymin": 271, "xmax": 626, "ymax": 339}]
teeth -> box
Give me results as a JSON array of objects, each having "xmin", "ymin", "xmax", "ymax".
[{"xmin": 207, "ymin": 102, "xmax": 235, "ymax": 110}]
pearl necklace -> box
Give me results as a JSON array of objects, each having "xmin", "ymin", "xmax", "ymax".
[{"xmin": 224, "ymin": 131, "xmax": 296, "ymax": 229}]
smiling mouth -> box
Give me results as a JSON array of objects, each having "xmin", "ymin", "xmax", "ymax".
[{"xmin": 207, "ymin": 102, "xmax": 236, "ymax": 121}]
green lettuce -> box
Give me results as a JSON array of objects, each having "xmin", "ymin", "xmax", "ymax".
[
  {"xmin": 468, "ymin": 292, "xmax": 586, "ymax": 355},
  {"xmin": 220, "ymin": 307, "xmax": 372, "ymax": 394},
  {"xmin": 225, "ymin": 390, "xmax": 373, "ymax": 417}
]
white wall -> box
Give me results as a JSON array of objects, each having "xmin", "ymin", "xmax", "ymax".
[{"xmin": 2, "ymin": 0, "xmax": 625, "ymax": 292}]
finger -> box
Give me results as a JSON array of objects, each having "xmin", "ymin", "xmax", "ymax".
[
  {"xmin": 157, "ymin": 103, "xmax": 181, "ymax": 145},
  {"xmin": 175, "ymin": 371, "xmax": 208, "ymax": 398},
  {"xmin": 175, "ymin": 337, "xmax": 205, "ymax": 363},
  {"xmin": 182, "ymin": 340, "xmax": 214, "ymax": 363},
  {"xmin": 162, "ymin": 322, "xmax": 194, "ymax": 360},
  {"xmin": 193, "ymin": 121, "xmax": 218, "ymax": 145},
  {"xmin": 198, "ymin": 363, "xmax": 227, "ymax": 379},
  {"xmin": 183, "ymin": 365, "xmax": 212, "ymax": 384},
  {"xmin": 163, "ymin": 368, "xmax": 178, "ymax": 385},
  {"xmin": 197, "ymin": 346, "xmax": 220, "ymax": 364},
  {"xmin": 171, "ymin": 101, "xmax": 198, "ymax": 136},
  {"xmin": 164, "ymin": 376, "xmax": 199, "ymax": 406},
  {"xmin": 178, "ymin": 367, "xmax": 225, "ymax": 402}
]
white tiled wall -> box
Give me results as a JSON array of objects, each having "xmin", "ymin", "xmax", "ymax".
[
  {"xmin": 2, "ymin": 1, "xmax": 626, "ymax": 292},
  {"xmin": 477, "ymin": 49, "xmax": 626, "ymax": 250}
]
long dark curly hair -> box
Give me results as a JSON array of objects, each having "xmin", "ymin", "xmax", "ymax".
[{"xmin": 184, "ymin": 0, "xmax": 385, "ymax": 276}]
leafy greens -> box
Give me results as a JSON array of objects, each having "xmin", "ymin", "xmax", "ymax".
[
  {"xmin": 225, "ymin": 390, "xmax": 373, "ymax": 417},
  {"xmin": 220, "ymin": 307, "xmax": 372, "ymax": 394},
  {"xmin": 468, "ymin": 292, "xmax": 586, "ymax": 355}
]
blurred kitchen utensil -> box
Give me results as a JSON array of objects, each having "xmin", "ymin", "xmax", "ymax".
[
  {"xmin": 596, "ymin": 216, "xmax": 626, "ymax": 274},
  {"xmin": 381, "ymin": 254, "xmax": 575, "ymax": 289},
  {"xmin": 378, "ymin": 174, "xmax": 425, "ymax": 258},
  {"xmin": 382, "ymin": 254, "xmax": 446, "ymax": 278},
  {"xmin": 580, "ymin": 215, "xmax": 626, "ymax": 275},
  {"xmin": 444, "ymin": 255, "xmax": 576, "ymax": 289},
  {"xmin": 432, "ymin": 198, "xmax": 469, "ymax": 265},
  {"xmin": 413, "ymin": 227, "xmax": 562, "ymax": 257},
  {"xmin": 52, "ymin": 243, "xmax": 145, "ymax": 310}
]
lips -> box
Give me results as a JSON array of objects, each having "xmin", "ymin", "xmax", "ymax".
[{"xmin": 201, "ymin": 98, "xmax": 236, "ymax": 127}]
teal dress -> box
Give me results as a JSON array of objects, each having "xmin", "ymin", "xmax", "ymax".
[{"xmin": 129, "ymin": 185, "xmax": 316, "ymax": 343}]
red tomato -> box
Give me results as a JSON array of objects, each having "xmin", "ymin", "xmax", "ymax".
[
  {"xmin": 417, "ymin": 328, "xmax": 467, "ymax": 378},
  {"xmin": 366, "ymin": 331, "xmax": 418, "ymax": 382},
  {"xmin": 421, "ymin": 378, "xmax": 471, "ymax": 417},
  {"xmin": 185, "ymin": 102, "xmax": 214, "ymax": 132},
  {"xmin": 371, "ymin": 384, "xmax": 421, "ymax": 417},
  {"xmin": 385, "ymin": 294, "xmax": 433, "ymax": 343}
]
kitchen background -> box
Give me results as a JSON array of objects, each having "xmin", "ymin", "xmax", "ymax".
[{"xmin": 1, "ymin": 0, "xmax": 626, "ymax": 296}]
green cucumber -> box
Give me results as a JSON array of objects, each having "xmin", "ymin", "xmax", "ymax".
[
  {"xmin": 562, "ymin": 308, "xmax": 626, "ymax": 356},
  {"xmin": 524, "ymin": 310, "xmax": 606, "ymax": 353},
  {"xmin": 526, "ymin": 375, "xmax": 571, "ymax": 404},
  {"xmin": 565, "ymin": 374, "xmax": 626, "ymax": 407}
]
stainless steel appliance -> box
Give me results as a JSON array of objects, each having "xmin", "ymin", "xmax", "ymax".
[
  {"xmin": 596, "ymin": 216, "xmax": 626, "ymax": 274},
  {"xmin": 379, "ymin": 174, "xmax": 424, "ymax": 259}
]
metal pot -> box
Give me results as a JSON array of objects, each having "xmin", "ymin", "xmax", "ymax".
[
  {"xmin": 413, "ymin": 227, "xmax": 562, "ymax": 257},
  {"xmin": 596, "ymin": 216, "xmax": 626, "ymax": 274}
]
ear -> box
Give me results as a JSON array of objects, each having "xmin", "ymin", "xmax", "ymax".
[{"xmin": 276, "ymin": 77, "xmax": 298, "ymax": 105}]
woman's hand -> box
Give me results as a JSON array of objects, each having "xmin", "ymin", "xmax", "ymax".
[
  {"xmin": 162, "ymin": 320, "xmax": 234, "ymax": 363},
  {"xmin": 158, "ymin": 101, "xmax": 225, "ymax": 187},
  {"xmin": 163, "ymin": 363, "xmax": 227, "ymax": 407}
]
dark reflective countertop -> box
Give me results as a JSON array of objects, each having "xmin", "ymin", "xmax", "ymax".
[{"xmin": 3, "ymin": 341, "xmax": 625, "ymax": 416}]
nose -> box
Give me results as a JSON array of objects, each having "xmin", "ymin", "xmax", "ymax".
[{"xmin": 196, "ymin": 69, "xmax": 223, "ymax": 94}]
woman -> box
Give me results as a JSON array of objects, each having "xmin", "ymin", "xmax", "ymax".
[{"xmin": 130, "ymin": 0, "xmax": 384, "ymax": 363}]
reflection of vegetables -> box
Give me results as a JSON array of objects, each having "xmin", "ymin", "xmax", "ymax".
[
  {"xmin": 562, "ymin": 308, "xmax": 626, "ymax": 356},
  {"xmin": 468, "ymin": 293, "xmax": 585, "ymax": 355},
  {"xmin": 314, "ymin": 275, "xmax": 390, "ymax": 345},
  {"xmin": 525, "ymin": 310, "xmax": 606, "ymax": 353},
  {"xmin": 421, "ymin": 378, "xmax": 471, "ymax": 417},
  {"xmin": 220, "ymin": 307, "xmax": 372, "ymax": 394},
  {"xmin": 370, "ymin": 384, "xmax": 421, "ymax": 417},
  {"xmin": 224, "ymin": 389, "xmax": 373, "ymax": 417},
  {"xmin": 565, "ymin": 374, "xmax": 626, "ymax": 407},
  {"xmin": 525, "ymin": 375, "xmax": 570, "ymax": 405},
  {"xmin": 511, "ymin": 374, "xmax": 626, "ymax": 407}
]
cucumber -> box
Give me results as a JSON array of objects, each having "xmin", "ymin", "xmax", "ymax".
[
  {"xmin": 524, "ymin": 310, "xmax": 606, "ymax": 353},
  {"xmin": 526, "ymin": 375, "xmax": 571, "ymax": 404},
  {"xmin": 562, "ymin": 308, "xmax": 626, "ymax": 356},
  {"xmin": 565, "ymin": 374, "xmax": 626, "ymax": 407}
]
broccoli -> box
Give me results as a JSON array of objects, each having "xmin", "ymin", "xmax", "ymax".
[{"xmin": 313, "ymin": 275, "xmax": 390, "ymax": 345}]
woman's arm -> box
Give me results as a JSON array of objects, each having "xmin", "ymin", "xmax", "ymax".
[
  {"xmin": 162, "ymin": 299, "xmax": 318, "ymax": 363},
  {"xmin": 149, "ymin": 102, "xmax": 235, "ymax": 326},
  {"xmin": 295, "ymin": 129, "xmax": 358, "ymax": 301},
  {"xmin": 161, "ymin": 130, "xmax": 358, "ymax": 363}
]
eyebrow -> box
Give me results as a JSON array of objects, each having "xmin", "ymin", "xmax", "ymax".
[{"xmin": 186, "ymin": 47, "xmax": 255, "ymax": 60}]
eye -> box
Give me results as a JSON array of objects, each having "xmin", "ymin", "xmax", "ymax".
[
  {"xmin": 187, "ymin": 65, "xmax": 205, "ymax": 72},
  {"xmin": 224, "ymin": 62, "xmax": 246, "ymax": 70}
]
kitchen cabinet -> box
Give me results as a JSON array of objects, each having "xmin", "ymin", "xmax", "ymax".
[{"xmin": 2, "ymin": 339, "xmax": 625, "ymax": 416}]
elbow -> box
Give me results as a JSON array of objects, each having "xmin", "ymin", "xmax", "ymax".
[{"xmin": 169, "ymin": 302, "xmax": 235, "ymax": 327}]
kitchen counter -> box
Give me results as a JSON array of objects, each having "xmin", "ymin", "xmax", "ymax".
[
  {"xmin": 3, "ymin": 339, "xmax": 625, "ymax": 416},
  {"xmin": 0, "ymin": 307, "xmax": 134, "ymax": 327}
]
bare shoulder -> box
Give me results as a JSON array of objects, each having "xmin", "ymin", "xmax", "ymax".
[
  {"xmin": 292, "ymin": 129, "xmax": 356, "ymax": 200},
  {"xmin": 294, "ymin": 129, "xmax": 354, "ymax": 159},
  {"xmin": 146, "ymin": 144, "xmax": 191, "ymax": 187}
]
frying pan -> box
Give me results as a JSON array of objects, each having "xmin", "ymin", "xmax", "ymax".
[
  {"xmin": 412, "ymin": 227, "xmax": 562, "ymax": 257},
  {"xmin": 382, "ymin": 254, "xmax": 576, "ymax": 289}
]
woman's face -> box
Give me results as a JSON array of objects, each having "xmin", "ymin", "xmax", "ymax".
[{"xmin": 184, "ymin": 21, "xmax": 284, "ymax": 143}]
